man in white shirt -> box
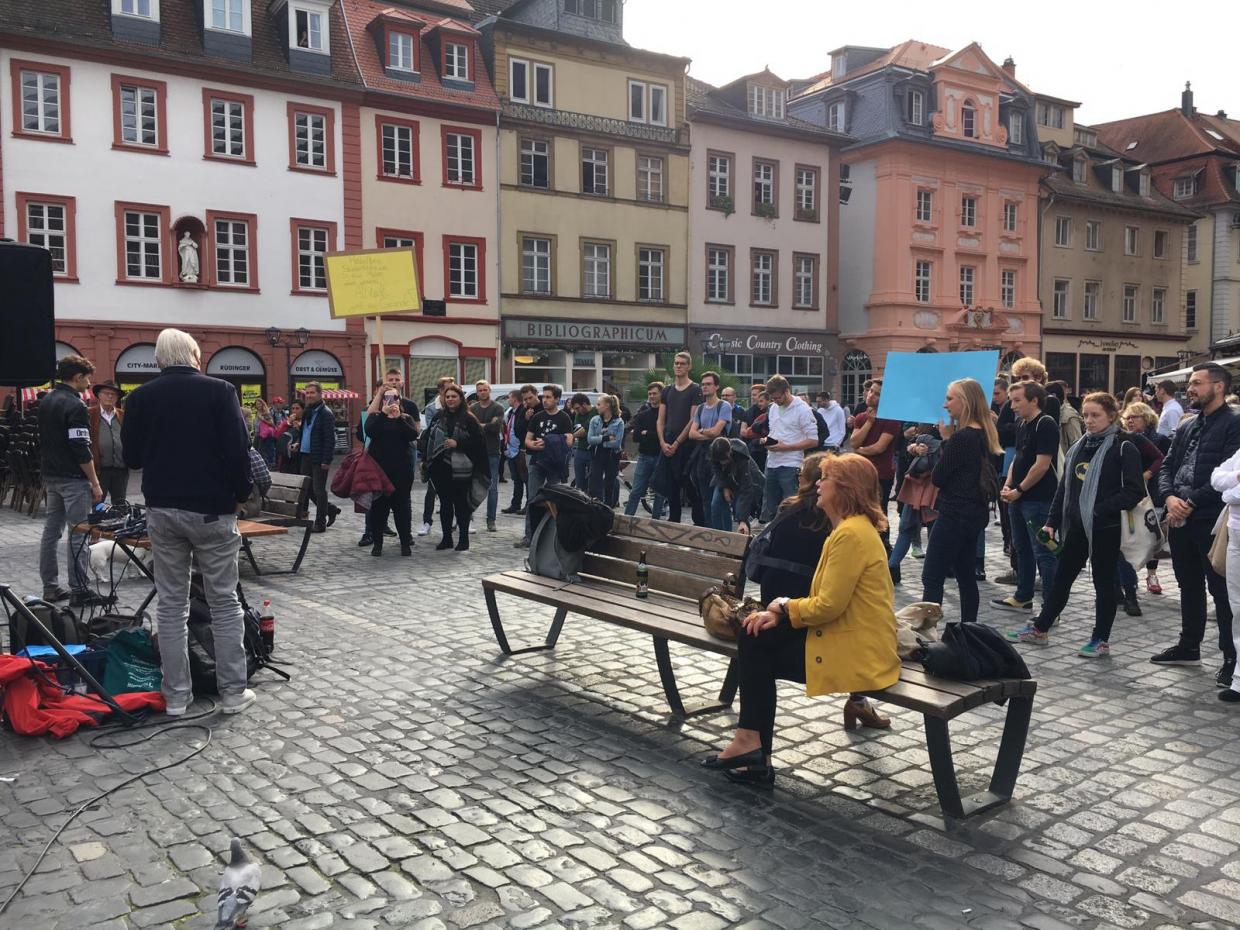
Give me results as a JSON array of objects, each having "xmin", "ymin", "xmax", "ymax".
[
  {"xmin": 815, "ymin": 391, "xmax": 846, "ymax": 451},
  {"xmin": 760, "ymin": 375, "xmax": 819, "ymax": 521},
  {"xmin": 89, "ymin": 380, "xmax": 129, "ymax": 506},
  {"xmin": 1156, "ymin": 380, "xmax": 1184, "ymax": 437}
]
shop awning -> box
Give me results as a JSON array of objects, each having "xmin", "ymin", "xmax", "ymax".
[
  {"xmin": 20, "ymin": 387, "xmax": 93, "ymax": 403},
  {"xmin": 1149, "ymin": 356, "xmax": 1240, "ymax": 384},
  {"xmin": 321, "ymin": 389, "xmax": 359, "ymax": 400}
]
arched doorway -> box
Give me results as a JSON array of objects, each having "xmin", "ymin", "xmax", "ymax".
[
  {"xmin": 841, "ymin": 350, "xmax": 871, "ymax": 409},
  {"xmin": 1000, "ymin": 349, "xmax": 1024, "ymax": 374},
  {"xmin": 206, "ymin": 346, "xmax": 266, "ymax": 406},
  {"xmin": 290, "ymin": 349, "xmax": 345, "ymax": 394},
  {"xmin": 409, "ymin": 338, "xmax": 460, "ymax": 408},
  {"xmin": 114, "ymin": 343, "xmax": 159, "ymax": 392}
]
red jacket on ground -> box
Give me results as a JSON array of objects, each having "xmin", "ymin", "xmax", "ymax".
[{"xmin": 0, "ymin": 655, "xmax": 165, "ymax": 739}]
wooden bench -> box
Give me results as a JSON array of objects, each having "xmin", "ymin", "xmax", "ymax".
[
  {"xmin": 482, "ymin": 514, "xmax": 1037, "ymax": 821},
  {"xmin": 241, "ymin": 472, "xmax": 314, "ymax": 576}
]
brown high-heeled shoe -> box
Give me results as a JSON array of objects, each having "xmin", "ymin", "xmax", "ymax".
[{"xmin": 843, "ymin": 697, "xmax": 891, "ymax": 731}]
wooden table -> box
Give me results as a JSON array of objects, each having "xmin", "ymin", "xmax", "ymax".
[{"xmin": 73, "ymin": 519, "xmax": 288, "ymax": 613}]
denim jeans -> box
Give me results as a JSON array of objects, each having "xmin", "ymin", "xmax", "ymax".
[
  {"xmin": 524, "ymin": 461, "xmax": 566, "ymax": 539},
  {"xmin": 710, "ymin": 486, "xmax": 734, "ymax": 531},
  {"xmin": 1116, "ymin": 555, "xmax": 1138, "ymax": 593},
  {"xmin": 889, "ymin": 505, "xmax": 922, "ymax": 570},
  {"xmin": 40, "ymin": 476, "xmax": 93, "ymax": 594},
  {"xmin": 623, "ymin": 453, "xmax": 666, "ymax": 518},
  {"xmin": 147, "ymin": 508, "xmax": 247, "ymax": 705},
  {"xmin": 1010, "ymin": 498, "xmax": 1057, "ymax": 604},
  {"xmin": 485, "ymin": 454, "xmax": 501, "ymax": 522},
  {"xmin": 573, "ymin": 446, "xmax": 592, "ymax": 491},
  {"xmin": 761, "ymin": 466, "xmax": 799, "ymax": 522}
]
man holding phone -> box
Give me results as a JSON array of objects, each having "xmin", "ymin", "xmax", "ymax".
[{"xmin": 759, "ymin": 375, "xmax": 819, "ymax": 522}]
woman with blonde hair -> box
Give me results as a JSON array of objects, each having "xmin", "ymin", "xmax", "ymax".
[
  {"xmin": 704, "ymin": 453, "xmax": 899, "ymax": 785},
  {"xmin": 921, "ymin": 378, "xmax": 1003, "ymax": 623},
  {"xmin": 1116, "ymin": 401, "xmax": 1169, "ymax": 606}
]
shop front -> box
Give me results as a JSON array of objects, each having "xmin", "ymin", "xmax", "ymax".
[
  {"xmin": 114, "ymin": 343, "xmax": 160, "ymax": 393},
  {"xmin": 691, "ymin": 327, "xmax": 838, "ymax": 397},
  {"xmin": 206, "ymin": 346, "xmax": 267, "ymax": 406},
  {"xmin": 1043, "ymin": 335, "xmax": 1189, "ymax": 396},
  {"xmin": 290, "ymin": 350, "xmax": 346, "ymax": 394},
  {"xmin": 502, "ymin": 318, "xmax": 687, "ymax": 406}
]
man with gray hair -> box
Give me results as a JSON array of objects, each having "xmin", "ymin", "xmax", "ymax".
[{"xmin": 121, "ymin": 328, "xmax": 257, "ymax": 715}]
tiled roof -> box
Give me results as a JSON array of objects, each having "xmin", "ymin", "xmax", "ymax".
[
  {"xmin": 794, "ymin": 39, "xmax": 950, "ymax": 98},
  {"xmin": 1094, "ymin": 109, "xmax": 1240, "ymax": 165},
  {"xmin": 340, "ymin": 0, "xmax": 499, "ymax": 110},
  {"xmin": 687, "ymin": 73, "xmax": 848, "ymax": 141},
  {"xmin": 468, "ymin": 0, "xmax": 522, "ymax": 16},
  {"xmin": 1042, "ymin": 170, "xmax": 1198, "ymax": 220},
  {"xmin": 0, "ymin": 0, "xmax": 362, "ymax": 88}
]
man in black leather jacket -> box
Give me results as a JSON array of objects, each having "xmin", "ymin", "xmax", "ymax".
[{"xmin": 1152, "ymin": 363, "xmax": 1240, "ymax": 683}]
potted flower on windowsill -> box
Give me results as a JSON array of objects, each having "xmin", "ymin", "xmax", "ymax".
[
  {"xmin": 709, "ymin": 194, "xmax": 735, "ymax": 217},
  {"xmin": 755, "ymin": 202, "xmax": 778, "ymax": 220},
  {"xmin": 796, "ymin": 208, "xmax": 819, "ymax": 222}
]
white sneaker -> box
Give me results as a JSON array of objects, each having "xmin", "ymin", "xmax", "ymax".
[
  {"xmin": 221, "ymin": 689, "xmax": 257, "ymax": 715},
  {"xmin": 417, "ymin": 522, "xmax": 431, "ymax": 536},
  {"xmin": 164, "ymin": 701, "xmax": 188, "ymax": 717}
]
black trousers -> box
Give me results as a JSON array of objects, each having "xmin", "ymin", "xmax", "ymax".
[
  {"xmin": 435, "ymin": 473, "xmax": 473, "ymax": 542},
  {"xmin": 737, "ymin": 621, "xmax": 807, "ymax": 755},
  {"xmin": 921, "ymin": 507, "xmax": 989, "ymax": 622},
  {"xmin": 506, "ymin": 455, "xmax": 525, "ymax": 508},
  {"xmin": 663, "ymin": 442, "xmax": 702, "ymax": 525},
  {"xmin": 878, "ymin": 477, "xmax": 894, "ymax": 548},
  {"xmin": 1034, "ymin": 520, "xmax": 1120, "ymax": 642},
  {"xmin": 368, "ymin": 474, "xmax": 413, "ymax": 546},
  {"xmin": 299, "ymin": 458, "xmax": 329, "ymax": 524},
  {"xmin": 589, "ymin": 448, "xmax": 620, "ymax": 503},
  {"xmin": 1170, "ymin": 519, "xmax": 1235, "ymax": 658},
  {"xmin": 97, "ymin": 466, "xmax": 129, "ymax": 506}
]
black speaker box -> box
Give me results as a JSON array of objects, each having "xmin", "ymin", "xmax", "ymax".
[
  {"xmin": 0, "ymin": 241, "xmax": 55, "ymax": 387},
  {"xmin": 423, "ymin": 299, "xmax": 446, "ymax": 317}
]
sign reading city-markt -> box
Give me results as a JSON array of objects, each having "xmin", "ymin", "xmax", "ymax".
[
  {"xmin": 504, "ymin": 319, "xmax": 685, "ymax": 347},
  {"xmin": 694, "ymin": 327, "xmax": 829, "ymax": 357}
]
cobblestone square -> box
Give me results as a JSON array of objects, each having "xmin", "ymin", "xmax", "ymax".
[{"xmin": 2, "ymin": 499, "xmax": 1238, "ymax": 930}]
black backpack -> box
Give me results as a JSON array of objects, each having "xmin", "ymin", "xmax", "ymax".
[
  {"xmin": 185, "ymin": 577, "xmax": 289, "ymax": 696},
  {"xmin": 8, "ymin": 599, "xmax": 89, "ymax": 652},
  {"xmin": 814, "ymin": 408, "xmax": 831, "ymax": 448},
  {"xmin": 744, "ymin": 504, "xmax": 816, "ymax": 585}
]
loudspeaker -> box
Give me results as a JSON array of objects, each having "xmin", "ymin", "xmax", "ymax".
[
  {"xmin": 0, "ymin": 241, "xmax": 55, "ymax": 387},
  {"xmin": 423, "ymin": 299, "xmax": 446, "ymax": 317}
]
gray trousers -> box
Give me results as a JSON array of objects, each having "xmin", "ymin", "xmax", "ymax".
[
  {"xmin": 97, "ymin": 466, "xmax": 129, "ymax": 506},
  {"xmin": 40, "ymin": 476, "xmax": 92, "ymax": 594},
  {"xmin": 147, "ymin": 508, "xmax": 247, "ymax": 704}
]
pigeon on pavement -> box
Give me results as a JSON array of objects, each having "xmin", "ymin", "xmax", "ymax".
[{"xmin": 215, "ymin": 837, "xmax": 261, "ymax": 930}]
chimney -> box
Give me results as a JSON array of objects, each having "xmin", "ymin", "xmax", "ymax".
[
  {"xmin": 1218, "ymin": 109, "xmax": 1229, "ymax": 119},
  {"xmin": 1182, "ymin": 81, "xmax": 1194, "ymax": 117},
  {"xmin": 1001, "ymin": 56, "xmax": 1016, "ymax": 78}
]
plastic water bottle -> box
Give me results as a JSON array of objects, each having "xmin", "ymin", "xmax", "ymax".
[{"xmin": 636, "ymin": 551, "xmax": 649, "ymax": 599}]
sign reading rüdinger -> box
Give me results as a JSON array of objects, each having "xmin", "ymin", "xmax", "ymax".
[{"xmin": 324, "ymin": 248, "xmax": 421, "ymax": 320}]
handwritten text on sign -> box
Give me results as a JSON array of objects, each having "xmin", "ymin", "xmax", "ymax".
[{"xmin": 324, "ymin": 248, "xmax": 422, "ymax": 319}]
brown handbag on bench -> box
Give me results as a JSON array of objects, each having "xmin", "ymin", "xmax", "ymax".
[{"xmin": 698, "ymin": 573, "xmax": 761, "ymax": 642}]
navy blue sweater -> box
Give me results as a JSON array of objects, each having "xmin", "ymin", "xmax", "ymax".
[{"xmin": 121, "ymin": 366, "xmax": 252, "ymax": 515}]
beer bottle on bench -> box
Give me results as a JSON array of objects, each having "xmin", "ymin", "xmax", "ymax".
[{"xmin": 636, "ymin": 550, "xmax": 649, "ymax": 599}]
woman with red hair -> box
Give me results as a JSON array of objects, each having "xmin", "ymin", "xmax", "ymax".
[{"xmin": 703, "ymin": 453, "xmax": 901, "ymax": 786}]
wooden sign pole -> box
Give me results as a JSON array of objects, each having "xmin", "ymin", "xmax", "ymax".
[{"xmin": 374, "ymin": 315, "xmax": 385, "ymax": 386}]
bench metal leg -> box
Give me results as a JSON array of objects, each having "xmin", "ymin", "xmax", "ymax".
[
  {"xmin": 485, "ymin": 585, "xmax": 566, "ymax": 656},
  {"xmin": 288, "ymin": 523, "xmax": 313, "ymax": 575},
  {"xmin": 244, "ymin": 523, "xmax": 313, "ymax": 577},
  {"xmin": 924, "ymin": 695, "xmax": 1034, "ymax": 820},
  {"xmin": 240, "ymin": 537, "xmax": 263, "ymax": 576},
  {"xmin": 653, "ymin": 638, "xmax": 737, "ymax": 719}
]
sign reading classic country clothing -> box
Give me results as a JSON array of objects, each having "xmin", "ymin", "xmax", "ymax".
[
  {"xmin": 693, "ymin": 328, "xmax": 830, "ymax": 357},
  {"xmin": 504, "ymin": 319, "xmax": 685, "ymax": 347}
]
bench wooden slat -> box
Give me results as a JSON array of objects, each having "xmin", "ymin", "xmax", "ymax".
[
  {"xmin": 610, "ymin": 515, "xmax": 749, "ymax": 558},
  {"xmin": 897, "ymin": 666, "xmax": 1005, "ymax": 703},
  {"xmin": 861, "ymin": 679, "xmax": 969, "ymax": 717},
  {"xmin": 265, "ymin": 486, "xmax": 303, "ymax": 504},
  {"xmin": 589, "ymin": 535, "xmax": 743, "ymax": 582},
  {"xmin": 579, "ymin": 554, "xmax": 720, "ymax": 602},
  {"xmin": 269, "ymin": 473, "xmax": 310, "ymax": 489},
  {"xmin": 260, "ymin": 500, "xmax": 301, "ymax": 518}
]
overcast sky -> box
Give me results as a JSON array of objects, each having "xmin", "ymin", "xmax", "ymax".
[{"xmin": 624, "ymin": 0, "xmax": 1235, "ymax": 126}]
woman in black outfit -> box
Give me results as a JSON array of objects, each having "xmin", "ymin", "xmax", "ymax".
[
  {"xmin": 363, "ymin": 385, "xmax": 419, "ymax": 556},
  {"xmin": 427, "ymin": 384, "xmax": 486, "ymax": 551},
  {"xmin": 921, "ymin": 378, "xmax": 1003, "ymax": 622}
]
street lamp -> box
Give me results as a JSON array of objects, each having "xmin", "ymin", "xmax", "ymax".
[{"xmin": 265, "ymin": 326, "xmax": 311, "ymax": 404}]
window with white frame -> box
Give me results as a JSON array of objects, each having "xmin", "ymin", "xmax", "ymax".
[
  {"xmin": 1003, "ymin": 201, "xmax": 1017, "ymax": 233},
  {"xmin": 1124, "ymin": 225, "xmax": 1138, "ymax": 255},
  {"xmin": 627, "ymin": 80, "xmax": 667, "ymax": 126},
  {"xmin": 915, "ymin": 189, "xmax": 933, "ymax": 223},
  {"xmin": 1123, "ymin": 284, "xmax": 1138, "ymax": 322},
  {"xmin": 446, "ymin": 132, "xmax": 476, "ymax": 185},
  {"xmin": 581, "ymin": 147, "xmax": 608, "ymax": 195},
  {"xmin": 749, "ymin": 84, "xmax": 785, "ymax": 119},
  {"xmin": 959, "ymin": 265, "xmax": 975, "ymax": 305},
  {"xmin": 444, "ymin": 42, "xmax": 469, "ymax": 80},
  {"xmin": 293, "ymin": 110, "xmax": 327, "ymax": 168},
  {"xmin": 1111, "ymin": 167, "xmax": 1124, "ymax": 194},
  {"xmin": 629, "ymin": 80, "xmax": 646, "ymax": 122},
  {"xmin": 448, "ymin": 241, "xmax": 478, "ymax": 298},
  {"xmin": 1001, "ymin": 269, "xmax": 1016, "ymax": 308},
  {"xmin": 1072, "ymin": 158, "xmax": 1087, "ymax": 184},
  {"xmin": 794, "ymin": 254, "xmax": 816, "ymax": 308},
  {"xmin": 1173, "ymin": 176, "xmax": 1195, "ymax": 199},
  {"xmin": 1153, "ymin": 287, "xmax": 1166, "ymax": 324},
  {"xmin": 961, "ymin": 102, "xmax": 976, "ymax": 138},
  {"xmin": 582, "ymin": 242, "xmax": 611, "ymax": 297},
  {"xmin": 1187, "ymin": 223, "xmax": 1199, "ymax": 261},
  {"xmin": 649, "ymin": 84, "xmax": 667, "ymax": 126},
  {"xmin": 1008, "ymin": 110, "xmax": 1023, "ymax": 144},
  {"xmin": 381, "ymin": 123, "xmax": 414, "ymax": 178},
  {"xmin": 914, "ymin": 260, "xmax": 931, "ymax": 303},
  {"xmin": 382, "ymin": 234, "xmax": 415, "ymax": 249},
  {"xmin": 521, "ymin": 236, "xmax": 550, "ymax": 294},
  {"xmin": 210, "ymin": 97, "xmax": 245, "ymax": 157},
  {"xmin": 1037, "ymin": 101, "xmax": 1064, "ymax": 128},
  {"xmin": 211, "ymin": 0, "xmax": 244, "ymax": 32},
  {"xmin": 214, "ymin": 218, "xmax": 250, "ymax": 286},
  {"xmin": 707, "ymin": 247, "xmax": 730, "ymax": 302},
  {"xmin": 119, "ymin": 83, "xmax": 159, "ymax": 147},
  {"xmin": 1154, "ymin": 229, "xmax": 1168, "ymax": 259},
  {"xmin": 296, "ymin": 225, "xmax": 328, "ymax": 290},
  {"xmin": 1054, "ymin": 215, "xmax": 1071, "ymax": 247},
  {"xmin": 520, "ymin": 138, "xmax": 549, "ymax": 188},
  {"xmin": 294, "ymin": 7, "xmax": 324, "ymax": 51},
  {"xmin": 509, "ymin": 58, "xmax": 529, "ymax": 102},
  {"xmin": 123, "ymin": 210, "xmax": 162, "ymax": 280},
  {"xmin": 751, "ymin": 251, "xmax": 774, "ymax": 305},
  {"xmin": 906, "ymin": 90, "xmax": 923, "ymax": 125},
  {"xmin": 1139, "ymin": 172, "xmax": 1150, "ymax": 196},
  {"xmin": 795, "ymin": 167, "xmax": 817, "ymax": 218},
  {"xmin": 1052, "ymin": 279, "xmax": 1069, "ymax": 319},
  {"xmin": 25, "ymin": 202, "xmax": 68, "ymax": 275},
  {"xmin": 753, "ymin": 160, "xmax": 775, "ymax": 210},
  {"xmin": 638, "ymin": 155, "xmax": 664, "ymax": 202},
  {"xmin": 1085, "ymin": 220, "xmax": 1101, "ymax": 251},
  {"xmin": 389, "ymin": 32, "xmax": 414, "ymax": 71},
  {"xmin": 638, "ymin": 247, "xmax": 665, "ymax": 302},
  {"xmin": 708, "ymin": 153, "xmax": 731, "ymax": 202},
  {"xmin": 120, "ymin": 0, "xmax": 154, "ymax": 16},
  {"xmin": 1084, "ymin": 281, "xmax": 1099, "ymax": 320},
  {"xmin": 1187, "ymin": 290, "xmax": 1198, "ymax": 328},
  {"xmin": 564, "ymin": 0, "xmax": 618, "ymax": 23},
  {"xmin": 19, "ymin": 69, "xmax": 63, "ymax": 135},
  {"xmin": 530, "ymin": 62, "xmax": 553, "ymax": 107},
  {"xmin": 961, "ymin": 195, "xmax": 977, "ymax": 227},
  {"xmin": 826, "ymin": 100, "xmax": 844, "ymax": 131}
]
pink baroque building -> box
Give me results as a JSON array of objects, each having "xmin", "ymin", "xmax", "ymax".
[{"xmin": 791, "ymin": 41, "xmax": 1048, "ymax": 405}]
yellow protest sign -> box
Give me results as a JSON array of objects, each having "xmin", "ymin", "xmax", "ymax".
[
  {"xmin": 324, "ymin": 248, "xmax": 421, "ymax": 319},
  {"xmin": 239, "ymin": 383, "xmax": 263, "ymax": 407}
]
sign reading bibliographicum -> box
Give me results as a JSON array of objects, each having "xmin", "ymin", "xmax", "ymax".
[{"xmin": 503, "ymin": 319, "xmax": 685, "ymax": 347}]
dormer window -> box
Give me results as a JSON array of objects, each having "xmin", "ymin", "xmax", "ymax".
[
  {"xmin": 116, "ymin": 0, "xmax": 156, "ymax": 18},
  {"xmin": 278, "ymin": 0, "xmax": 331, "ymax": 75},
  {"xmin": 1173, "ymin": 175, "xmax": 1196, "ymax": 199},
  {"xmin": 1111, "ymin": 166, "xmax": 1124, "ymax": 194},
  {"xmin": 1072, "ymin": 158, "xmax": 1086, "ymax": 184},
  {"xmin": 210, "ymin": 0, "xmax": 246, "ymax": 32},
  {"xmin": 1037, "ymin": 101, "xmax": 1065, "ymax": 129},
  {"xmin": 1139, "ymin": 171, "xmax": 1150, "ymax": 197},
  {"xmin": 112, "ymin": 0, "xmax": 160, "ymax": 43},
  {"xmin": 961, "ymin": 101, "xmax": 976, "ymax": 138},
  {"xmin": 564, "ymin": 0, "xmax": 618, "ymax": 23},
  {"xmin": 444, "ymin": 42, "xmax": 469, "ymax": 81},
  {"xmin": 748, "ymin": 85, "xmax": 785, "ymax": 119},
  {"xmin": 295, "ymin": 7, "xmax": 325, "ymax": 51},
  {"xmin": 389, "ymin": 31, "xmax": 415, "ymax": 72},
  {"xmin": 1008, "ymin": 111, "xmax": 1023, "ymax": 145},
  {"xmin": 906, "ymin": 90, "xmax": 923, "ymax": 126},
  {"xmin": 826, "ymin": 100, "xmax": 844, "ymax": 131}
]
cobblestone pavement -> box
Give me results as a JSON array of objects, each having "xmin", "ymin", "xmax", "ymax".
[{"xmin": 2, "ymin": 489, "xmax": 1240, "ymax": 930}]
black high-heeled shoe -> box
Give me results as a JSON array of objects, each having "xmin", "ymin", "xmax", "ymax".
[
  {"xmin": 724, "ymin": 765, "xmax": 775, "ymax": 788},
  {"xmin": 700, "ymin": 747, "xmax": 765, "ymax": 771}
]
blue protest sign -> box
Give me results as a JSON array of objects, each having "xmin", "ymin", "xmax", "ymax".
[{"xmin": 876, "ymin": 350, "xmax": 1000, "ymax": 424}]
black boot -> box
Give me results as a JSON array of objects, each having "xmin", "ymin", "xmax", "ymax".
[
  {"xmin": 436, "ymin": 535, "xmax": 454, "ymax": 550},
  {"xmin": 437, "ymin": 512, "xmax": 454, "ymax": 550},
  {"xmin": 401, "ymin": 542, "xmax": 413, "ymax": 556},
  {"xmin": 975, "ymin": 558, "xmax": 986, "ymax": 581},
  {"xmin": 455, "ymin": 520, "xmax": 470, "ymax": 552},
  {"xmin": 371, "ymin": 541, "xmax": 383, "ymax": 557},
  {"xmin": 1122, "ymin": 588, "xmax": 1142, "ymax": 616},
  {"xmin": 358, "ymin": 532, "xmax": 373, "ymax": 547}
]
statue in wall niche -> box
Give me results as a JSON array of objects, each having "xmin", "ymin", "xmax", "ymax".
[{"xmin": 178, "ymin": 231, "xmax": 200, "ymax": 283}]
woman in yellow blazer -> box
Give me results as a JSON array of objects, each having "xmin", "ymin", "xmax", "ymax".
[{"xmin": 704, "ymin": 453, "xmax": 900, "ymax": 786}]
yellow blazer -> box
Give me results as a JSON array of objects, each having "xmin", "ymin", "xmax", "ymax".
[{"xmin": 787, "ymin": 514, "xmax": 900, "ymax": 697}]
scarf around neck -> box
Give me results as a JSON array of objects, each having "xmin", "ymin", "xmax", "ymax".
[{"xmin": 1062, "ymin": 422, "xmax": 1119, "ymax": 545}]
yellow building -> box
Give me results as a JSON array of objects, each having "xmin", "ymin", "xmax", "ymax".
[{"xmin": 478, "ymin": 0, "xmax": 690, "ymax": 399}]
